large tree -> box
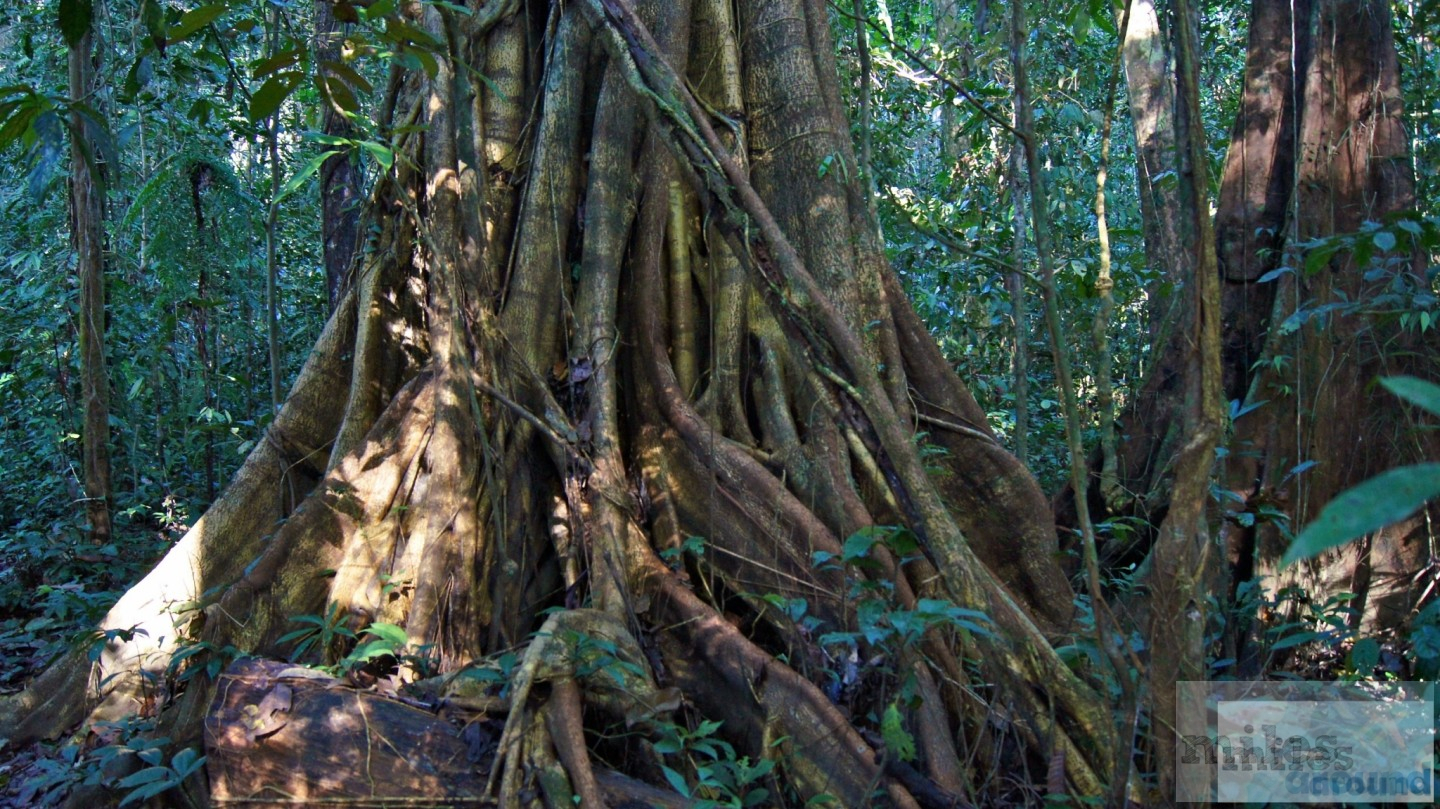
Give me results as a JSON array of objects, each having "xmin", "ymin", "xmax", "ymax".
[
  {"xmin": 1214, "ymin": 0, "xmax": 1437, "ymax": 643},
  {"xmin": 2, "ymin": 0, "xmax": 1242, "ymax": 804},
  {"xmin": 1063, "ymin": 0, "xmax": 1434, "ymax": 646}
]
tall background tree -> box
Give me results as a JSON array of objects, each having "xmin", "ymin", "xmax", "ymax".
[
  {"xmin": 64, "ymin": 0, "xmax": 113, "ymax": 548},
  {"xmin": 1215, "ymin": 0, "xmax": 1437, "ymax": 647}
]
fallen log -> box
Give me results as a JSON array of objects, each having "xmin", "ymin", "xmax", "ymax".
[{"xmin": 204, "ymin": 658, "xmax": 492, "ymax": 806}]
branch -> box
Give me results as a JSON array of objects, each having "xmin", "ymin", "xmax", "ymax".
[{"xmin": 827, "ymin": 0, "xmax": 1021, "ymax": 141}]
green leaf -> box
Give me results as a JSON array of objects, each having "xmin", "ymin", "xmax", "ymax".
[
  {"xmin": 140, "ymin": 0, "xmax": 166, "ymax": 49},
  {"xmin": 273, "ymin": 149, "xmax": 339, "ymax": 206},
  {"xmin": 57, "ymin": 0, "xmax": 93, "ymax": 47},
  {"xmin": 842, "ymin": 529, "xmax": 878, "ymax": 562},
  {"xmin": 321, "ymin": 59, "xmax": 375, "ymax": 95},
  {"xmin": 410, "ymin": 47, "xmax": 440, "ymax": 79},
  {"xmin": 1381, "ymin": 375, "xmax": 1440, "ymax": 418},
  {"xmin": 359, "ymin": 141, "xmax": 394, "ymax": 171},
  {"xmin": 115, "ymin": 766, "xmax": 171, "ymax": 789},
  {"xmin": 1088, "ymin": 0, "xmax": 1118, "ymax": 36},
  {"xmin": 362, "ymin": 622, "xmax": 408, "ymax": 646},
  {"xmin": 318, "ymin": 72, "xmax": 360, "ymax": 114},
  {"xmin": 0, "ymin": 100, "xmax": 41, "ymax": 150},
  {"xmin": 884, "ymin": 527, "xmax": 918, "ymax": 555},
  {"xmin": 1373, "ymin": 230, "xmax": 1397, "ymax": 252},
  {"xmin": 384, "ymin": 17, "xmax": 442, "ymax": 49},
  {"xmin": 1304, "ymin": 243, "xmax": 1339, "ymax": 274},
  {"xmin": 167, "ymin": 4, "xmax": 228, "ymax": 44},
  {"xmin": 365, "ymin": 0, "xmax": 399, "ymax": 20},
  {"xmin": 881, "ymin": 702, "xmax": 916, "ymax": 762},
  {"xmin": 348, "ymin": 639, "xmax": 397, "ymax": 662},
  {"xmin": 1348, "ymin": 637, "xmax": 1380, "ymax": 672},
  {"xmin": 252, "ymin": 48, "xmax": 302, "ymax": 79},
  {"xmin": 661, "ymin": 765, "xmax": 691, "ymax": 798},
  {"xmin": 1068, "ymin": 5, "xmax": 1092, "ymax": 43},
  {"xmin": 305, "ymin": 132, "xmax": 355, "ymax": 146},
  {"xmin": 249, "ymin": 72, "xmax": 303, "ymax": 122},
  {"xmin": 1282, "ymin": 463, "xmax": 1440, "ymax": 567},
  {"xmin": 119, "ymin": 778, "xmax": 177, "ymax": 807}
]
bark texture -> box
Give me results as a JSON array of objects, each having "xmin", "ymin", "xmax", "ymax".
[
  {"xmin": 315, "ymin": 0, "xmax": 365, "ymax": 311},
  {"xmin": 1218, "ymin": 0, "xmax": 1437, "ymax": 640},
  {"xmin": 69, "ymin": 22, "xmax": 113, "ymax": 547},
  {"xmin": 1067, "ymin": 0, "xmax": 1433, "ymax": 646},
  {"xmin": 5, "ymin": 2, "xmax": 1122, "ymax": 805}
]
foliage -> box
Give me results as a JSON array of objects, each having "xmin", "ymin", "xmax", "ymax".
[
  {"xmin": 14, "ymin": 716, "xmax": 204, "ymax": 808},
  {"xmin": 1, "ymin": 0, "xmax": 334, "ymax": 686},
  {"xmin": 0, "ymin": 0, "xmax": 1437, "ymax": 805},
  {"xmin": 848, "ymin": 0, "xmax": 1249, "ymax": 488},
  {"xmin": 1283, "ymin": 375, "xmax": 1440, "ymax": 566},
  {"xmin": 654, "ymin": 718, "xmax": 778, "ymax": 809}
]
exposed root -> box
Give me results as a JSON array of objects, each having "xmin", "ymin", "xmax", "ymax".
[
  {"xmin": 488, "ymin": 609, "xmax": 672, "ymax": 804},
  {"xmin": 4, "ymin": 3, "xmax": 1144, "ymax": 805},
  {"xmin": 545, "ymin": 678, "xmax": 608, "ymax": 809}
]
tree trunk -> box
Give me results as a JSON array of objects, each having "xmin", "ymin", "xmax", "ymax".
[
  {"xmin": 1065, "ymin": 0, "xmax": 1434, "ymax": 647},
  {"xmin": 1218, "ymin": 0, "xmax": 1437, "ymax": 642},
  {"xmin": 1052, "ymin": 0, "xmax": 1198, "ymax": 532},
  {"xmin": 69, "ymin": 19, "xmax": 112, "ymax": 547},
  {"xmin": 1113, "ymin": 0, "xmax": 1194, "ymax": 518},
  {"xmin": 315, "ymin": 0, "xmax": 364, "ymax": 312},
  {"xmin": 4, "ymin": 2, "xmax": 1122, "ymax": 804}
]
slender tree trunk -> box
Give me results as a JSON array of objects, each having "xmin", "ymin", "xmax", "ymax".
[
  {"xmin": 265, "ymin": 11, "xmax": 284, "ymax": 414},
  {"xmin": 1009, "ymin": 0, "xmax": 1108, "ymax": 652},
  {"xmin": 316, "ymin": 0, "xmax": 363, "ymax": 311},
  {"xmin": 1105, "ymin": 0, "xmax": 1195, "ymax": 520},
  {"xmin": 1094, "ymin": 4, "xmax": 1135, "ymax": 515},
  {"xmin": 1146, "ymin": 0, "xmax": 1224, "ymax": 800},
  {"xmin": 69, "ymin": 20, "xmax": 112, "ymax": 547},
  {"xmin": 1006, "ymin": 137, "xmax": 1029, "ymax": 469}
]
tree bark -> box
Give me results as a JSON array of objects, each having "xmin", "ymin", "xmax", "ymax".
[
  {"xmin": 315, "ymin": 0, "xmax": 364, "ymax": 312},
  {"xmin": 1065, "ymin": 0, "xmax": 1433, "ymax": 648},
  {"xmin": 69, "ymin": 18, "xmax": 112, "ymax": 547},
  {"xmin": 5, "ymin": 3, "xmax": 1119, "ymax": 804},
  {"xmin": 1219, "ymin": 0, "xmax": 1436, "ymax": 640}
]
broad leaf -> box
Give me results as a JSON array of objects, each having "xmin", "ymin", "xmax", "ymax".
[
  {"xmin": 1348, "ymin": 637, "xmax": 1380, "ymax": 672},
  {"xmin": 360, "ymin": 141, "xmax": 394, "ymax": 171},
  {"xmin": 115, "ymin": 766, "xmax": 170, "ymax": 789},
  {"xmin": 1304, "ymin": 243, "xmax": 1339, "ymax": 274},
  {"xmin": 119, "ymin": 778, "xmax": 177, "ymax": 807},
  {"xmin": 273, "ymin": 150, "xmax": 339, "ymax": 205},
  {"xmin": 348, "ymin": 639, "xmax": 396, "ymax": 662},
  {"xmin": 140, "ymin": 0, "xmax": 166, "ymax": 51},
  {"xmin": 253, "ymin": 48, "xmax": 302, "ymax": 79},
  {"xmin": 661, "ymin": 766, "xmax": 691, "ymax": 798},
  {"xmin": 362, "ymin": 622, "xmax": 408, "ymax": 646},
  {"xmin": 57, "ymin": 0, "xmax": 92, "ymax": 47},
  {"xmin": 249, "ymin": 72, "xmax": 303, "ymax": 122},
  {"xmin": 1381, "ymin": 375, "xmax": 1440, "ymax": 418},
  {"xmin": 321, "ymin": 59, "xmax": 374, "ymax": 94},
  {"xmin": 1282, "ymin": 463, "xmax": 1440, "ymax": 567},
  {"xmin": 318, "ymin": 72, "xmax": 359, "ymax": 114},
  {"xmin": 841, "ymin": 528, "xmax": 878, "ymax": 563},
  {"xmin": 167, "ymin": 4, "xmax": 228, "ymax": 44}
]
